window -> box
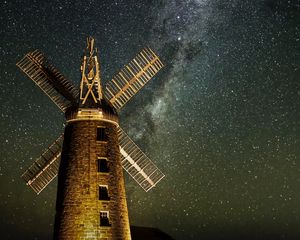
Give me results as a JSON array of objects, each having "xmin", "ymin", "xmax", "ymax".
[
  {"xmin": 100, "ymin": 211, "xmax": 111, "ymax": 226},
  {"xmin": 97, "ymin": 158, "xmax": 109, "ymax": 173},
  {"xmin": 99, "ymin": 185, "xmax": 110, "ymax": 201},
  {"xmin": 97, "ymin": 127, "xmax": 107, "ymax": 141}
]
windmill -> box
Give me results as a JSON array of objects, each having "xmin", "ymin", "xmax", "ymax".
[{"xmin": 17, "ymin": 37, "xmax": 165, "ymax": 240}]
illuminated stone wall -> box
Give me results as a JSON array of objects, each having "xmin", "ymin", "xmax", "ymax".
[{"xmin": 53, "ymin": 120, "xmax": 131, "ymax": 240}]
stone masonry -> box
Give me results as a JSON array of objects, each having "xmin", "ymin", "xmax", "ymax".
[{"xmin": 53, "ymin": 119, "xmax": 131, "ymax": 240}]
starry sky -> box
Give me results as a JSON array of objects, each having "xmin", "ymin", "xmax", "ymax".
[{"xmin": 0, "ymin": 0, "xmax": 299, "ymax": 239}]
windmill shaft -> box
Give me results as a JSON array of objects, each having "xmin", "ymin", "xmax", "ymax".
[{"xmin": 54, "ymin": 112, "xmax": 131, "ymax": 239}]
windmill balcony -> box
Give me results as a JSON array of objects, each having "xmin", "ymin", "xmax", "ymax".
[{"xmin": 66, "ymin": 108, "xmax": 119, "ymax": 125}]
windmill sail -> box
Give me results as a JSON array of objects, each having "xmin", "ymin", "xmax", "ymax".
[
  {"xmin": 16, "ymin": 50, "xmax": 79, "ymax": 112},
  {"xmin": 21, "ymin": 134, "xmax": 63, "ymax": 194},
  {"xmin": 118, "ymin": 127, "xmax": 165, "ymax": 192},
  {"xmin": 105, "ymin": 47, "xmax": 164, "ymax": 111}
]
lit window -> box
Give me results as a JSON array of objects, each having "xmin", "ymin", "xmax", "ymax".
[
  {"xmin": 99, "ymin": 185, "xmax": 110, "ymax": 201},
  {"xmin": 100, "ymin": 211, "xmax": 111, "ymax": 226},
  {"xmin": 97, "ymin": 127, "xmax": 107, "ymax": 141},
  {"xmin": 97, "ymin": 158, "xmax": 109, "ymax": 172}
]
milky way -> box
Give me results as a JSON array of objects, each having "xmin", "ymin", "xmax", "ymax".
[{"xmin": 0, "ymin": 1, "xmax": 299, "ymax": 239}]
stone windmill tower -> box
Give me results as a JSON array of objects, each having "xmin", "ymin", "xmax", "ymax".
[{"xmin": 17, "ymin": 37, "xmax": 165, "ymax": 240}]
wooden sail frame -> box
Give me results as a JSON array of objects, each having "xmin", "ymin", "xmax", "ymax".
[
  {"xmin": 118, "ymin": 127, "xmax": 165, "ymax": 192},
  {"xmin": 16, "ymin": 50, "xmax": 79, "ymax": 112},
  {"xmin": 21, "ymin": 135, "xmax": 63, "ymax": 194},
  {"xmin": 105, "ymin": 47, "xmax": 164, "ymax": 111}
]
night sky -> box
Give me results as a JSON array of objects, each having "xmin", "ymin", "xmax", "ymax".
[{"xmin": 0, "ymin": 0, "xmax": 299, "ymax": 239}]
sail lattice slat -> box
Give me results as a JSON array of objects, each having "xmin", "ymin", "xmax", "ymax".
[
  {"xmin": 16, "ymin": 50, "xmax": 79, "ymax": 112},
  {"xmin": 105, "ymin": 47, "xmax": 164, "ymax": 111},
  {"xmin": 118, "ymin": 127, "xmax": 165, "ymax": 192},
  {"xmin": 21, "ymin": 134, "xmax": 63, "ymax": 194}
]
